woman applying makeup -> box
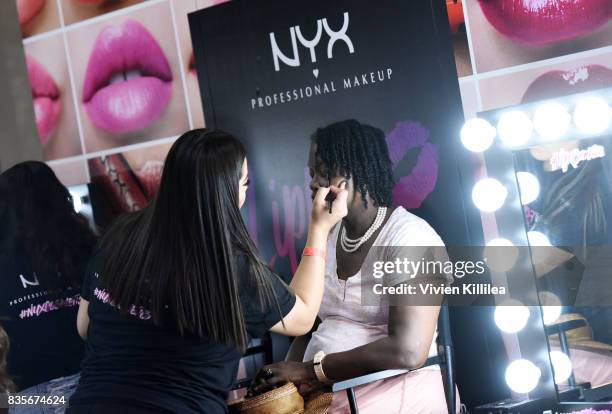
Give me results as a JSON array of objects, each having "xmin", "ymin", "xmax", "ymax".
[
  {"xmin": 68, "ymin": 129, "xmax": 348, "ymax": 414},
  {"xmin": 251, "ymin": 120, "xmax": 457, "ymax": 413}
]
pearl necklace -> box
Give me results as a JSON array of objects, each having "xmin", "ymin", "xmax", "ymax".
[{"xmin": 340, "ymin": 207, "xmax": 387, "ymax": 253}]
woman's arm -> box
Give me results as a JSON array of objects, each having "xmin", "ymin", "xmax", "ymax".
[
  {"xmin": 77, "ymin": 298, "xmax": 89, "ymax": 340},
  {"xmin": 285, "ymin": 318, "xmax": 320, "ymax": 362},
  {"xmin": 269, "ymin": 186, "xmax": 347, "ymax": 337},
  {"xmin": 268, "ymin": 224, "xmax": 328, "ymax": 337}
]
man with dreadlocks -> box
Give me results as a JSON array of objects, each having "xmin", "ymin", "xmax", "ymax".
[{"xmin": 251, "ymin": 120, "xmax": 459, "ymax": 413}]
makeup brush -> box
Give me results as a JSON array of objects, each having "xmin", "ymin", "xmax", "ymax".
[{"xmin": 326, "ymin": 179, "xmax": 347, "ymax": 214}]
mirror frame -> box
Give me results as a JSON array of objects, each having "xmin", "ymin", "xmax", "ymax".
[{"xmin": 474, "ymin": 87, "xmax": 612, "ymax": 408}]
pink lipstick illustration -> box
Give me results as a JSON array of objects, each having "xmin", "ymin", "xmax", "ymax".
[
  {"xmin": 16, "ymin": 0, "xmax": 46, "ymax": 27},
  {"xmin": 478, "ymin": 0, "xmax": 612, "ymax": 45},
  {"xmin": 522, "ymin": 64, "xmax": 612, "ymax": 102},
  {"xmin": 386, "ymin": 121, "xmax": 438, "ymax": 209},
  {"xmin": 26, "ymin": 55, "xmax": 61, "ymax": 146},
  {"xmin": 82, "ymin": 20, "xmax": 173, "ymax": 134}
]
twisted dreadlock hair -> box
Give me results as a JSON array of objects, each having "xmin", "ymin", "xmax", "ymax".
[{"xmin": 312, "ymin": 120, "xmax": 394, "ymax": 208}]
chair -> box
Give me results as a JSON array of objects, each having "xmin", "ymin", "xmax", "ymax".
[
  {"xmin": 331, "ymin": 303, "xmax": 456, "ymax": 414},
  {"xmin": 231, "ymin": 333, "xmax": 274, "ymax": 391},
  {"xmin": 545, "ymin": 317, "xmax": 612, "ymax": 402},
  {"xmin": 545, "ymin": 318, "xmax": 586, "ymax": 388}
]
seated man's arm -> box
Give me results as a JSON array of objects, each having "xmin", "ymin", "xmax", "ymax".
[
  {"xmin": 319, "ymin": 304, "xmax": 440, "ymax": 381},
  {"xmin": 251, "ymin": 303, "xmax": 440, "ymax": 392}
]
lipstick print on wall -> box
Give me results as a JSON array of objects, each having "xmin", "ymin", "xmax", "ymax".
[
  {"xmin": 173, "ymin": 0, "xmax": 206, "ymax": 128},
  {"xmin": 16, "ymin": 0, "xmax": 61, "ymax": 38},
  {"xmin": 478, "ymin": 0, "xmax": 612, "ymax": 45},
  {"xmin": 27, "ymin": 55, "xmax": 61, "ymax": 146},
  {"xmin": 67, "ymin": 1, "xmax": 189, "ymax": 153},
  {"xmin": 17, "ymin": 0, "xmax": 46, "ymax": 28},
  {"xmin": 25, "ymin": 34, "xmax": 82, "ymax": 160},
  {"xmin": 446, "ymin": 0, "xmax": 473, "ymax": 77},
  {"xmin": 82, "ymin": 20, "xmax": 173, "ymax": 134},
  {"xmin": 479, "ymin": 53, "xmax": 612, "ymax": 111},
  {"xmin": 59, "ymin": 0, "xmax": 145, "ymax": 25},
  {"xmin": 387, "ymin": 121, "xmax": 438, "ymax": 209},
  {"xmin": 466, "ymin": 0, "xmax": 612, "ymax": 73},
  {"xmin": 521, "ymin": 64, "xmax": 612, "ymax": 103}
]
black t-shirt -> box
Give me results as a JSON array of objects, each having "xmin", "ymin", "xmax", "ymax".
[
  {"xmin": 69, "ymin": 253, "xmax": 296, "ymax": 413},
  {"xmin": 0, "ymin": 253, "xmax": 84, "ymax": 390}
]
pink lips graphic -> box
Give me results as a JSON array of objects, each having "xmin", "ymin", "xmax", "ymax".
[
  {"xmin": 83, "ymin": 20, "xmax": 173, "ymax": 134},
  {"xmin": 16, "ymin": 0, "xmax": 46, "ymax": 26},
  {"xmin": 522, "ymin": 64, "xmax": 612, "ymax": 103},
  {"xmin": 26, "ymin": 55, "xmax": 61, "ymax": 146},
  {"xmin": 478, "ymin": 0, "xmax": 612, "ymax": 45},
  {"xmin": 386, "ymin": 121, "xmax": 438, "ymax": 209}
]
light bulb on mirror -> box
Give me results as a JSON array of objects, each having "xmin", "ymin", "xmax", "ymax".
[
  {"xmin": 472, "ymin": 178, "xmax": 508, "ymax": 212},
  {"xmin": 505, "ymin": 359, "xmax": 541, "ymax": 394},
  {"xmin": 550, "ymin": 351, "xmax": 573, "ymax": 384},
  {"xmin": 527, "ymin": 230, "xmax": 551, "ymax": 265},
  {"xmin": 461, "ymin": 118, "xmax": 496, "ymax": 152},
  {"xmin": 516, "ymin": 171, "xmax": 540, "ymax": 205},
  {"xmin": 533, "ymin": 102, "xmax": 570, "ymax": 140},
  {"xmin": 494, "ymin": 302, "xmax": 530, "ymax": 333},
  {"xmin": 487, "ymin": 238, "xmax": 513, "ymax": 247},
  {"xmin": 484, "ymin": 238, "xmax": 518, "ymax": 272},
  {"xmin": 574, "ymin": 96, "xmax": 611, "ymax": 135},
  {"xmin": 527, "ymin": 231, "xmax": 550, "ymax": 246},
  {"xmin": 539, "ymin": 291, "xmax": 562, "ymax": 325},
  {"xmin": 497, "ymin": 110, "xmax": 533, "ymax": 147},
  {"xmin": 542, "ymin": 306, "xmax": 562, "ymax": 325}
]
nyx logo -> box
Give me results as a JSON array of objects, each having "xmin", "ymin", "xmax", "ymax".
[
  {"xmin": 269, "ymin": 12, "xmax": 354, "ymax": 78},
  {"xmin": 20, "ymin": 273, "xmax": 40, "ymax": 289}
]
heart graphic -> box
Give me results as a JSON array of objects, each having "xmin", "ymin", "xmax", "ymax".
[{"xmin": 313, "ymin": 69, "xmax": 319, "ymax": 78}]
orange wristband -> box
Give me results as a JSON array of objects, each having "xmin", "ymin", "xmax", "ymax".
[{"xmin": 302, "ymin": 247, "xmax": 326, "ymax": 260}]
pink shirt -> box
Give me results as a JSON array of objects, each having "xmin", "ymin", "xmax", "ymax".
[{"xmin": 303, "ymin": 207, "xmax": 446, "ymax": 363}]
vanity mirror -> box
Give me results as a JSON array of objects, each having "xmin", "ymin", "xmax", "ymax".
[{"xmin": 466, "ymin": 88, "xmax": 612, "ymax": 411}]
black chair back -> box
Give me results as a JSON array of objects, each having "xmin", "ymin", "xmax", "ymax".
[
  {"xmin": 438, "ymin": 303, "xmax": 456, "ymax": 414},
  {"xmin": 333, "ymin": 300, "xmax": 458, "ymax": 414}
]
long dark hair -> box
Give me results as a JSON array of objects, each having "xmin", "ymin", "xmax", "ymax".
[
  {"xmin": 537, "ymin": 160, "xmax": 608, "ymax": 250},
  {"xmin": 0, "ymin": 161, "xmax": 97, "ymax": 288},
  {"xmin": 99, "ymin": 129, "xmax": 282, "ymax": 350}
]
